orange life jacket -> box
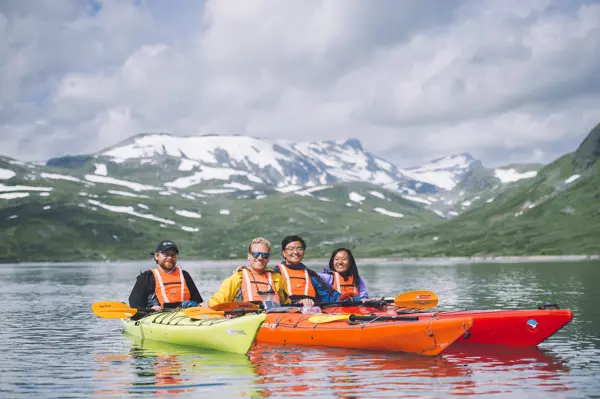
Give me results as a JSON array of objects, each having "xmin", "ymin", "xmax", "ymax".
[
  {"xmin": 151, "ymin": 266, "xmax": 190, "ymax": 306},
  {"xmin": 240, "ymin": 267, "xmax": 279, "ymax": 305},
  {"xmin": 277, "ymin": 264, "xmax": 316, "ymax": 299},
  {"xmin": 333, "ymin": 271, "xmax": 359, "ymax": 297}
]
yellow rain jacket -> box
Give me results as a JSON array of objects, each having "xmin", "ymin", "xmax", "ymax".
[{"xmin": 209, "ymin": 267, "xmax": 291, "ymax": 308}]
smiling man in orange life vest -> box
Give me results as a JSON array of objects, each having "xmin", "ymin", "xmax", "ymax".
[
  {"xmin": 273, "ymin": 235, "xmax": 350, "ymax": 307},
  {"xmin": 128, "ymin": 240, "xmax": 205, "ymax": 312},
  {"xmin": 209, "ymin": 237, "xmax": 290, "ymax": 308}
]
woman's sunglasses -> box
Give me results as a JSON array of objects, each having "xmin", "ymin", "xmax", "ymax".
[{"xmin": 250, "ymin": 251, "xmax": 270, "ymax": 259}]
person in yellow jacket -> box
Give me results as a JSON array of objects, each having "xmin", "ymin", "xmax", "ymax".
[{"xmin": 209, "ymin": 237, "xmax": 290, "ymax": 308}]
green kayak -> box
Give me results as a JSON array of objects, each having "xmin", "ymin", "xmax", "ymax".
[{"xmin": 121, "ymin": 311, "xmax": 266, "ymax": 355}]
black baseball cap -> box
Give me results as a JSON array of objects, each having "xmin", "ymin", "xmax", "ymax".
[{"xmin": 151, "ymin": 240, "xmax": 179, "ymax": 255}]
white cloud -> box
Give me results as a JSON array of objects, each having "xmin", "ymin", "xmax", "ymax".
[{"xmin": 0, "ymin": 0, "xmax": 598, "ymax": 167}]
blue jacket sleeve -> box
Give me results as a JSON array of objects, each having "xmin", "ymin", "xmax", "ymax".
[{"xmin": 308, "ymin": 270, "xmax": 342, "ymax": 302}]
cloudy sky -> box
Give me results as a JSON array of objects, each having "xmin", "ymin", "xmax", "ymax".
[{"xmin": 1, "ymin": 0, "xmax": 599, "ymax": 167}]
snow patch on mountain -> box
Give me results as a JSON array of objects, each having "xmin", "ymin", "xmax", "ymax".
[
  {"xmin": 40, "ymin": 173, "xmax": 82, "ymax": 182},
  {"xmin": 294, "ymin": 185, "xmax": 332, "ymax": 196},
  {"xmin": 1, "ymin": 192, "xmax": 30, "ymax": 199},
  {"xmin": 175, "ymin": 210, "xmax": 202, "ymax": 218},
  {"xmin": 349, "ymin": 192, "xmax": 366, "ymax": 203},
  {"xmin": 565, "ymin": 174, "xmax": 580, "ymax": 184},
  {"xmin": 276, "ymin": 185, "xmax": 303, "ymax": 193},
  {"xmin": 369, "ymin": 191, "xmax": 386, "ymax": 200},
  {"xmin": 203, "ymin": 188, "xmax": 236, "ymax": 194},
  {"xmin": 494, "ymin": 168, "xmax": 538, "ymax": 183},
  {"xmin": 0, "ymin": 183, "xmax": 53, "ymax": 192},
  {"xmin": 94, "ymin": 163, "xmax": 108, "ymax": 176},
  {"xmin": 0, "ymin": 168, "xmax": 16, "ymax": 180},
  {"xmin": 108, "ymin": 190, "xmax": 149, "ymax": 198},
  {"xmin": 224, "ymin": 182, "xmax": 253, "ymax": 191},
  {"xmin": 84, "ymin": 175, "xmax": 160, "ymax": 192},
  {"xmin": 402, "ymin": 195, "xmax": 432, "ymax": 205},
  {"xmin": 373, "ymin": 208, "xmax": 404, "ymax": 218}
]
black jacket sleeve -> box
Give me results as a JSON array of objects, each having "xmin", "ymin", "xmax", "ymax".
[
  {"xmin": 183, "ymin": 270, "xmax": 204, "ymax": 304},
  {"xmin": 128, "ymin": 270, "xmax": 155, "ymax": 311}
]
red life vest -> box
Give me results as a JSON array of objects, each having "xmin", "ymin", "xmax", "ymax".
[
  {"xmin": 151, "ymin": 266, "xmax": 191, "ymax": 306},
  {"xmin": 277, "ymin": 264, "xmax": 316, "ymax": 299},
  {"xmin": 240, "ymin": 267, "xmax": 279, "ymax": 304},
  {"xmin": 333, "ymin": 271, "xmax": 359, "ymax": 297}
]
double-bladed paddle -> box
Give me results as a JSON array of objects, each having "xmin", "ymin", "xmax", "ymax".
[{"xmin": 310, "ymin": 290, "xmax": 439, "ymax": 309}]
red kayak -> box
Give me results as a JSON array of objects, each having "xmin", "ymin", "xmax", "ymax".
[{"xmin": 322, "ymin": 303, "xmax": 573, "ymax": 346}]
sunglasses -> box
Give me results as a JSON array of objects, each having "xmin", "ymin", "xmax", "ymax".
[{"xmin": 250, "ymin": 251, "xmax": 270, "ymax": 259}]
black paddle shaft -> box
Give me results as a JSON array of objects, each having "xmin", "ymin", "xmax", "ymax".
[{"xmin": 348, "ymin": 315, "xmax": 419, "ymax": 322}]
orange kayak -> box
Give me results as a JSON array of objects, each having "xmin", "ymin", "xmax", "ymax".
[{"xmin": 256, "ymin": 311, "xmax": 473, "ymax": 356}]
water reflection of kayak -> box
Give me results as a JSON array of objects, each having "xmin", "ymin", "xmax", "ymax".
[
  {"xmin": 444, "ymin": 345, "xmax": 570, "ymax": 373},
  {"xmin": 322, "ymin": 305, "xmax": 573, "ymax": 346},
  {"xmin": 124, "ymin": 337, "xmax": 259, "ymax": 396},
  {"xmin": 249, "ymin": 344, "xmax": 571, "ymax": 397},
  {"xmin": 127, "ymin": 336, "xmax": 254, "ymax": 367},
  {"xmin": 249, "ymin": 345, "xmax": 471, "ymax": 396}
]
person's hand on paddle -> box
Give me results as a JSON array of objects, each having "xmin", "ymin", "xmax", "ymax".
[
  {"xmin": 338, "ymin": 294, "xmax": 353, "ymax": 302},
  {"xmin": 298, "ymin": 298, "xmax": 314, "ymax": 306},
  {"xmin": 151, "ymin": 305, "xmax": 163, "ymax": 312}
]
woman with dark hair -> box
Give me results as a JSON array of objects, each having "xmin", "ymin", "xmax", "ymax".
[{"xmin": 319, "ymin": 248, "xmax": 368, "ymax": 300}]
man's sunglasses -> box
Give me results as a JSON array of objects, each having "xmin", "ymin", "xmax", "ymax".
[{"xmin": 250, "ymin": 251, "xmax": 270, "ymax": 259}]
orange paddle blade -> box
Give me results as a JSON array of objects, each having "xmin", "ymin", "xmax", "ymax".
[
  {"xmin": 394, "ymin": 290, "xmax": 438, "ymax": 309},
  {"xmin": 92, "ymin": 301, "xmax": 138, "ymax": 319}
]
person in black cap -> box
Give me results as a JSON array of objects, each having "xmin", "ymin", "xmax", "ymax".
[{"xmin": 128, "ymin": 240, "xmax": 204, "ymax": 312}]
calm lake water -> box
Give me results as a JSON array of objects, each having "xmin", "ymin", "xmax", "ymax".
[{"xmin": 1, "ymin": 260, "xmax": 599, "ymax": 398}]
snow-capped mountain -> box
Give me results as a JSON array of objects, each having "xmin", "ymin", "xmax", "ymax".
[
  {"xmin": 4, "ymin": 134, "xmax": 541, "ymax": 220},
  {"xmin": 98, "ymin": 133, "xmax": 422, "ymax": 192},
  {"xmin": 402, "ymin": 153, "xmax": 482, "ymax": 191}
]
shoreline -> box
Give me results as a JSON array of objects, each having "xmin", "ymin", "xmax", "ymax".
[
  {"xmin": 355, "ymin": 254, "xmax": 600, "ymax": 266},
  {"xmin": 3, "ymin": 254, "xmax": 599, "ymax": 267}
]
